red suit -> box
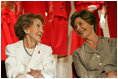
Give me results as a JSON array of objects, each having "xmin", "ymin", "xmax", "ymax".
[
  {"xmin": 107, "ymin": 1, "xmax": 117, "ymax": 38},
  {"xmin": 70, "ymin": 1, "xmax": 104, "ymax": 55},
  {"xmin": 1, "ymin": 7, "xmax": 19, "ymax": 60},
  {"xmin": 15, "ymin": 1, "xmax": 46, "ymax": 18},
  {"xmin": 46, "ymin": 1, "xmax": 71, "ymax": 55}
]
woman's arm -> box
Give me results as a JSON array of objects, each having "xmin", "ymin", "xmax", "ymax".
[
  {"xmin": 73, "ymin": 52, "xmax": 105, "ymax": 78},
  {"xmin": 104, "ymin": 43, "xmax": 117, "ymax": 78},
  {"xmin": 41, "ymin": 47, "xmax": 56, "ymax": 78},
  {"xmin": 104, "ymin": 72, "xmax": 117, "ymax": 78},
  {"xmin": 5, "ymin": 45, "xmax": 20, "ymax": 78},
  {"xmin": 5, "ymin": 44, "xmax": 35, "ymax": 78}
]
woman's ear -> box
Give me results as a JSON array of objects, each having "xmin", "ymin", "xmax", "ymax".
[
  {"xmin": 91, "ymin": 25, "xmax": 94, "ymax": 28},
  {"xmin": 23, "ymin": 26, "xmax": 29, "ymax": 35}
]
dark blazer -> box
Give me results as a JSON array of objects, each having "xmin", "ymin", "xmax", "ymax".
[{"xmin": 72, "ymin": 36, "xmax": 117, "ymax": 78}]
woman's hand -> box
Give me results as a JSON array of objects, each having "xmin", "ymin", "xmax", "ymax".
[
  {"xmin": 100, "ymin": 14, "xmax": 106, "ymax": 29},
  {"xmin": 104, "ymin": 72, "xmax": 117, "ymax": 78},
  {"xmin": 28, "ymin": 68, "xmax": 44, "ymax": 78},
  {"xmin": 88, "ymin": 5, "xmax": 98, "ymax": 12},
  {"xmin": 16, "ymin": 74, "xmax": 26, "ymax": 78}
]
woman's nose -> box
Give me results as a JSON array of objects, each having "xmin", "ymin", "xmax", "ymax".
[
  {"xmin": 76, "ymin": 25, "xmax": 81, "ymax": 31},
  {"xmin": 40, "ymin": 27, "xmax": 44, "ymax": 34},
  {"xmin": 41, "ymin": 29, "xmax": 44, "ymax": 34}
]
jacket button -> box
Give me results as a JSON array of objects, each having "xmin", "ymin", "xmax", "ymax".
[
  {"xmin": 99, "ymin": 63, "xmax": 102, "ymax": 65},
  {"xmin": 60, "ymin": 6, "xmax": 63, "ymax": 9},
  {"xmin": 97, "ymin": 55, "xmax": 100, "ymax": 58}
]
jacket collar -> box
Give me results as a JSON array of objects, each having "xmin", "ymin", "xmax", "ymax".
[
  {"xmin": 84, "ymin": 36, "xmax": 104, "ymax": 54},
  {"xmin": 17, "ymin": 40, "xmax": 42, "ymax": 47}
]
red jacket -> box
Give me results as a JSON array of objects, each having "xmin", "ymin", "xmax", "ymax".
[
  {"xmin": 15, "ymin": 1, "xmax": 47, "ymax": 19},
  {"xmin": 74, "ymin": 1, "xmax": 104, "ymax": 12},
  {"xmin": 107, "ymin": 1, "xmax": 117, "ymax": 38},
  {"xmin": 46, "ymin": 1, "xmax": 71, "ymax": 19},
  {"xmin": 1, "ymin": 7, "xmax": 19, "ymax": 60}
]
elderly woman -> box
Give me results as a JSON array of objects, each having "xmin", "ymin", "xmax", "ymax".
[
  {"xmin": 71, "ymin": 9, "xmax": 117, "ymax": 78},
  {"xmin": 5, "ymin": 13, "xmax": 56, "ymax": 78}
]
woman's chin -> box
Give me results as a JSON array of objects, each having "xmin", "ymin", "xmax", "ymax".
[
  {"xmin": 80, "ymin": 34, "xmax": 87, "ymax": 39},
  {"xmin": 35, "ymin": 39, "xmax": 41, "ymax": 43},
  {"xmin": 38, "ymin": 40, "xmax": 41, "ymax": 43}
]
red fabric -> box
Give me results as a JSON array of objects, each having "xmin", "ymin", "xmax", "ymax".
[
  {"xmin": 14, "ymin": 1, "xmax": 23, "ymax": 19},
  {"xmin": 107, "ymin": 1, "xmax": 117, "ymax": 38},
  {"xmin": 74, "ymin": 1, "xmax": 104, "ymax": 12},
  {"xmin": 47, "ymin": 17, "xmax": 68, "ymax": 55},
  {"xmin": 1, "ymin": 1, "xmax": 5, "ymax": 11},
  {"xmin": 70, "ymin": 1, "xmax": 104, "ymax": 55},
  {"xmin": 1, "ymin": 28, "xmax": 7, "ymax": 60},
  {"xmin": 15, "ymin": 1, "xmax": 47, "ymax": 18},
  {"xmin": 22, "ymin": 1, "xmax": 46, "ymax": 17},
  {"xmin": 1, "ymin": 7, "xmax": 19, "ymax": 60},
  {"xmin": 46, "ymin": 1, "xmax": 70, "ymax": 55},
  {"xmin": 46, "ymin": 1, "xmax": 71, "ymax": 19},
  {"xmin": 65, "ymin": 1, "xmax": 71, "ymax": 18}
]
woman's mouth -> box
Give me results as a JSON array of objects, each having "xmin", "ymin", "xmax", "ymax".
[
  {"xmin": 79, "ymin": 31, "xmax": 84, "ymax": 35},
  {"xmin": 38, "ymin": 34, "xmax": 42, "ymax": 38},
  {"xmin": 78, "ymin": 29, "xmax": 85, "ymax": 35}
]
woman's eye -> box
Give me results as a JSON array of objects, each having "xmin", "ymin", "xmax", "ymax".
[
  {"xmin": 37, "ymin": 24, "xmax": 40, "ymax": 27},
  {"xmin": 78, "ymin": 22, "xmax": 82, "ymax": 25},
  {"xmin": 74, "ymin": 25, "xmax": 77, "ymax": 29}
]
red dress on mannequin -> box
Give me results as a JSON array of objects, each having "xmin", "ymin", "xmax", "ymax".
[
  {"xmin": 1, "ymin": 7, "xmax": 19, "ymax": 60},
  {"xmin": 70, "ymin": 1, "xmax": 104, "ymax": 55},
  {"xmin": 46, "ymin": 1, "xmax": 71, "ymax": 55},
  {"xmin": 107, "ymin": 1, "xmax": 117, "ymax": 38}
]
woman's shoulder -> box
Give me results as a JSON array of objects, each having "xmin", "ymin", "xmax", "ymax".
[
  {"xmin": 99, "ymin": 36, "xmax": 116, "ymax": 40},
  {"xmin": 6, "ymin": 40, "xmax": 23, "ymax": 48},
  {"xmin": 38, "ymin": 43, "xmax": 52, "ymax": 49},
  {"xmin": 99, "ymin": 36, "xmax": 117, "ymax": 43},
  {"xmin": 37, "ymin": 43, "xmax": 52, "ymax": 54},
  {"xmin": 99, "ymin": 36, "xmax": 117, "ymax": 47},
  {"xmin": 72, "ymin": 44, "xmax": 85, "ymax": 55}
]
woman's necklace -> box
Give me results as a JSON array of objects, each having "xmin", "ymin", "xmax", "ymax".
[{"xmin": 23, "ymin": 42, "xmax": 36, "ymax": 56}]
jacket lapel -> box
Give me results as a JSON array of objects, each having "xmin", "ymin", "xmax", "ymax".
[
  {"xmin": 16, "ymin": 40, "xmax": 26, "ymax": 60},
  {"xmin": 26, "ymin": 43, "xmax": 42, "ymax": 71}
]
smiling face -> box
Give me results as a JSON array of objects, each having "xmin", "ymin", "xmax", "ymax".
[
  {"xmin": 74, "ymin": 17, "xmax": 94, "ymax": 39},
  {"xmin": 24, "ymin": 18, "xmax": 44, "ymax": 43}
]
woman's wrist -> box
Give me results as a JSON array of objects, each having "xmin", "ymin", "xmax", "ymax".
[{"xmin": 24, "ymin": 73, "xmax": 34, "ymax": 78}]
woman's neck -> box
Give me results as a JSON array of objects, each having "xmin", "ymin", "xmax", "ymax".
[
  {"xmin": 23, "ymin": 35, "xmax": 37, "ymax": 49},
  {"xmin": 85, "ymin": 32, "xmax": 99, "ymax": 49}
]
